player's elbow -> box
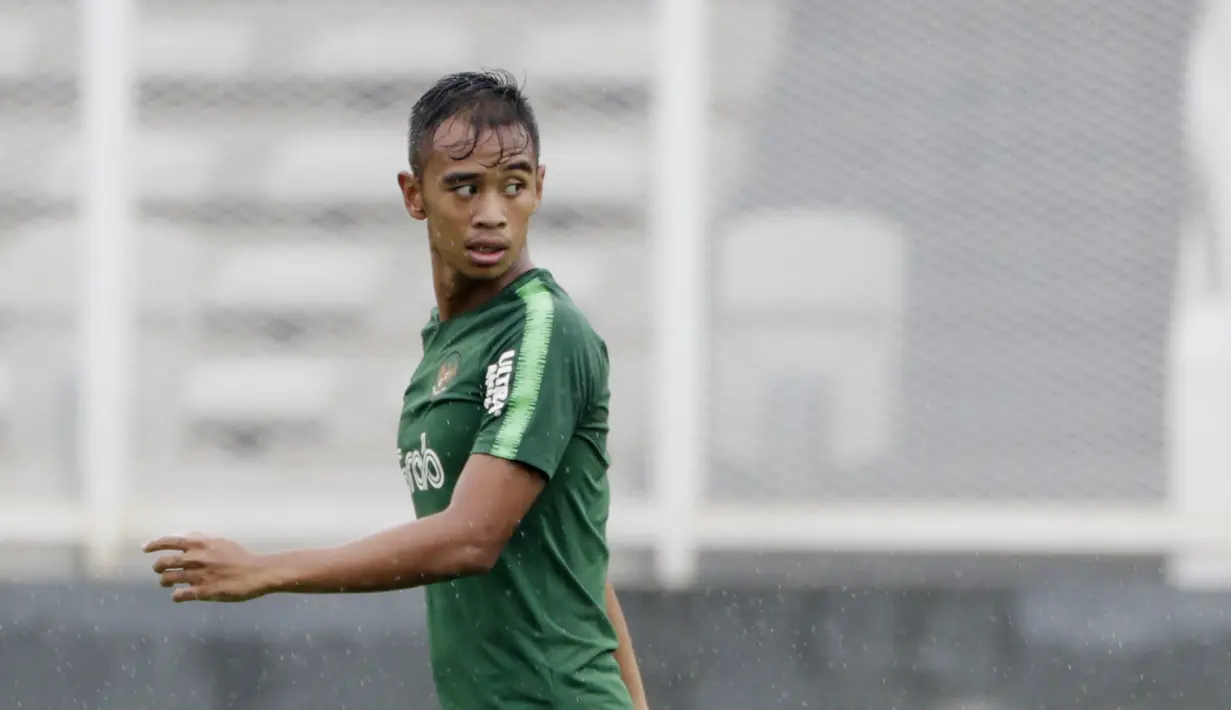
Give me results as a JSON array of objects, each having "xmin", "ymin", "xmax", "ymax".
[
  {"xmin": 443, "ymin": 517, "xmax": 509, "ymax": 576},
  {"xmin": 453, "ymin": 541, "xmax": 502, "ymax": 576}
]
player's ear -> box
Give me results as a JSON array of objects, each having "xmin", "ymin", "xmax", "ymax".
[
  {"xmin": 532, "ymin": 164, "xmax": 545, "ymax": 213},
  {"xmin": 397, "ymin": 170, "xmax": 427, "ymax": 221}
]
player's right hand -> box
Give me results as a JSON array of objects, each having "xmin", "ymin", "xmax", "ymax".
[{"xmin": 143, "ymin": 532, "xmax": 272, "ymax": 603}]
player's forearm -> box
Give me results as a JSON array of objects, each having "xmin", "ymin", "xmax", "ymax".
[
  {"xmin": 606, "ymin": 581, "xmax": 650, "ymax": 710},
  {"xmin": 262, "ymin": 512, "xmax": 495, "ymax": 594}
]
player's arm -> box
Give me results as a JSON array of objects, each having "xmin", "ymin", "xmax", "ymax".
[
  {"xmin": 147, "ymin": 290, "xmax": 587, "ymax": 603},
  {"xmin": 265, "ymin": 454, "xmax": 545, "ymax": 593},
  {"xmin": 607, "ymin": 580, "xmax": 650, "ymax": 710},
  {"xmin": 143, "ymin": 455, "xmax": 544, "ymax": 601}
]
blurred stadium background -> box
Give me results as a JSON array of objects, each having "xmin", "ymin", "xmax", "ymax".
[{"xmin": 4, "ymin": 0, "xmax": 1231, "ymax": 707}]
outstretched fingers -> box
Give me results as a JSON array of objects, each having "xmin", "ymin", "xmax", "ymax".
[{"xmin": 142, "ymin": 532, "xmax": 208, "ymax": 554}]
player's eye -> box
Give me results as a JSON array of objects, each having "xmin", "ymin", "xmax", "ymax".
[
  {"xmin": 452, "ymin": 184, "xmax": 477, "ymax": 197},
  {"xmin": 504, "ymin": 182, "xmax": 524, "ymax": 196}
]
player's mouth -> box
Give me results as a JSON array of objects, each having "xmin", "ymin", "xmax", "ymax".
[{"xmin": 464, "ymin": 239, "xmax": 509, "ymax": 268}]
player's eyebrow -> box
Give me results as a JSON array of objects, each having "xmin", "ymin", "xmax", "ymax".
[
  {"xmin": 440, "ymin": 170, "xmax": 482, "ymax": 186},
  {"xmin": 503, "ymin": 158, "xmax": 535, "ymax": 175},
  {"xmin": 440, "ymin": 159, "xmax": 533, "ymax": 186}
]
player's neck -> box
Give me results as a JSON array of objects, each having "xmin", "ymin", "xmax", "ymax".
[{"xmin": 432, "ymin": 255, "xmax": 535, "ymax": 321}]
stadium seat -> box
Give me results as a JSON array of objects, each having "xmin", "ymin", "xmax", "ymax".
[
  {"xmin": 9, "ymin": 128, "xmax": 75, "ymax": 201},
  {"xmin": 0, "ymin": 17, "xmax": 37, "ymax": 77},
  {"xmin": 137, "ymin": 132, "xmax": 228, "ymax": 201},
  {"xmin": 713, "ymin": 209, "xmax": 906, "ymax": 475},
  {"xmin": 720, "ymin": 210, "xmax": 904, "ymax": 313},
  {"xmin": 37, "ymin": 131, "xmax": 223, "ymax": 202},
  {"xmin": 185, "ymin": 357, "xmax": 338, "ymax": 428},
  {"xmin": 364, "ymin": 244, "xmax": 438, "ymax": 344},
  {"xmin": 529, "ymin": 234, "xmax": 650, "ymax": 336},
  {"xmin": 538, "ymin": 131, "xmax": 647, "ymax": 207},
  {"xmin": 0, "ymin": 329, "xmax": 75, "ymax": 497},
  {"xmin": 0, "ymin": 220, "xmax": 77, "ymax": 314},
  {"xmin": 203, "ymin": 242, "xmax": 387, "ymax": 320},
  {"xmin": 291, "ymin": 19, "xmax": 471, "ymax": 78},
  {"xmin": 138, "ymin": 17, "xmax": 257, "ymax": 78},
  {"xmin": 257, "ymin": 130, "xmax": 406, "ymax": 203},
  {"xmin": 518, "ymin": 20, "xmax": 653, "ymax": 84},
  {"xmin": 135, "ymin": 224, "xmax": 204, "ymax": 316},
  {"xmin": 0, "ymin": 220, "xmax": 204, "ymax": 316},
  {"xmin": 604, "ymin": 343, "xmax": 650, "ymax": 494},
  {"xmin": 525, "ymin": 239, "xmax": 607, "ymax": 303}
]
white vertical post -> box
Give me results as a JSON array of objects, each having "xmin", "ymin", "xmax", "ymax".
[
  {"xmin": 651, "ymin": 0, "xmax": 708, "ymax": 588},
  {"xmin": 1168, "ymin": 0, "xmax": 1231, "ymax": 589},
  {"xmin": 80, "ymin": 0, "xmax": 135, "ymax": 574}
]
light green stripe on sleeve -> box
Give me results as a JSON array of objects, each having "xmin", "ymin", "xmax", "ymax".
[{"xmin": 490, "ymin": 278, "xmax": 555, "ymax": 459}]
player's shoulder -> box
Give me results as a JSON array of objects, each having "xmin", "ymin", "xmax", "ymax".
[{"xmin": 510, "ymin": 269, "xmax": 605, "ymax": 346}]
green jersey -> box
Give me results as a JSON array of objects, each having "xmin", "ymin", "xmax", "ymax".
[{"xmin": 396, "ymin": 269, "xmax": 633, "ymax": 710}]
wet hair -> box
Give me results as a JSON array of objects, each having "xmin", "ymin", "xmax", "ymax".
[{"xmin": 407, "ymin": 69, "xmax": 540, "ymax": 176}]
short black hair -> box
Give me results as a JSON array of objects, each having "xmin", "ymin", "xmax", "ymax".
[{"xmin": 407, "ymin": 69, "xmax": 540, "ymax": 176}]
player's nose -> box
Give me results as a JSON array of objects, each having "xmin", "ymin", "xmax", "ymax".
[{"xmin": 470, "ymin": 193, "xmax": 508, "ymax": 230}]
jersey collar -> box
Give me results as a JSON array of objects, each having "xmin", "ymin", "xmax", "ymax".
[{"xmin": 426, "ymin": 267, "xmax": 550, "ymax": 327}]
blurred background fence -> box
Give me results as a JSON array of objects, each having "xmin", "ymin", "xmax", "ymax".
[{"xmin": 5, "ymin": 0, "xmax": 1231, "ymax": 707}]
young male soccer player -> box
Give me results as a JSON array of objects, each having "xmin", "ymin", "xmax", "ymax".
[{"xmin": 143, "ymin": 70, "xmax": 649, "ymax": 710}]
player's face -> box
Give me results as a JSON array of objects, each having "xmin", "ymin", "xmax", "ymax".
[{"xmin": 398, "ymin": 118, "xmax": 544, "ymax": 282}]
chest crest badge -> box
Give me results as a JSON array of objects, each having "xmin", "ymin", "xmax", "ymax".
[{"xmin": 431, "ymin": 352, "xmax": 462, "ymax": 397}]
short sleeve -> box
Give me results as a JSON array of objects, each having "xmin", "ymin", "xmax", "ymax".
[{"xmin": 471, "ymin": 289, "xmax": 595, "ymax": 480}]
